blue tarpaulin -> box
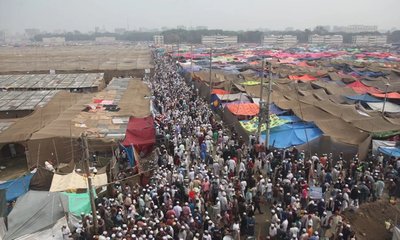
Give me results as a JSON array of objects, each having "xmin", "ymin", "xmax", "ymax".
[
  {"xmin": 119, "ymin": 144, "xmax": 135, "ymax": 167},
  {"xmin": 345, "ymin": 94, "xmax": 382, "ymax": 102},
  {"xmin": 261, "ymin": 122, "xmax": 323, "ymax": 149},
  {"xmin": 270, "ymin": 103, "xmax": 287, "ymax": 115},
  {"xmin": 378, "ymin": 146, "xmax": 400, "ymax": 157},
  {"xmin": 0, "ymin": 173, "xmax": 33, "ymax": 202}
]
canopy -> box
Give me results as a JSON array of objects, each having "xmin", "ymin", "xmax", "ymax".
[
  {"xmin": 366, "ymin": 102, "xmax": 400, "ymax": 113},
  {"xmin": 261, "ymin": 122, "xmax": 323, "ymax": 149},
  {"xmin": 345, "ymin": 94, "xmax": 382, "ymax": 102},
  {"xmin": 211, "ymin": 89, "xmax": 230, "ymax": 95},
  {"xmin": 62, "ymin": 192, "xmax": 91, "ymax": 216},
  {"xmin": 0, "ymin": 173, "xmax": 33, "ymax": 202},
  {"xmin": 14, "ymin": 217, "xmax": 67, "ymax": 240},
  {"xmin": 251, "ymin": 100, "xmax": 287, "ymax": 115},
  {"xmin": 5, "ymin": 191, "xmax": 66, "ymax": 240},
  {"xmin": 289, "ymin": 74, "xmax": 318, "ymax": 81},
  {"xmin": 378, "ymin": 146, "xmax": 400, "ymax": 157},
  {"xmin": 347, "ymin": 80, "xmax": 382, "ymax": 94},
  {"xmin": 122, "ymin": 116, "xmax": 156, "ymax": 156},
  {"xmin": 373, "ymin": 92, "xmax": 400, "ymax": 100},
  {"xmin": 49, "ymin": 172, "xmax": 108, "ymax": 192},
  {"xmin": 240, "ymin": 115, "xmax": 289, "ymax": 133},
  {"xmin": 226, "ymin": 103, "xmax": 259, "ymax": 116}
]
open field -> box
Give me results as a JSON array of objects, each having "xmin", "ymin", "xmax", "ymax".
[{"xmin": 0, "ymin": 44, "xmax": 153, "ymax": 72}]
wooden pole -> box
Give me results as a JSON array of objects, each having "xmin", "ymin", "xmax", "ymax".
[{"xmin": 82, "ymin": 133, "xmax": 98, "ymax": 235}]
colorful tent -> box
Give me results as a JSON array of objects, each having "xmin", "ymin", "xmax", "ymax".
[
  {"xmin": 345, "ymin": 94, "xmax": 382, "ymax": 102},
  {"xmin": 347, "ymin": 80, "xmax": 382, "ymax": 94},
  {"xmin": 289, "ymin": 74, "xmax": 318, "ymax": 81},
  {"xmin": 0, "ymin": 173, "xmax": 33, "ymax": 202},
  {"xmin": 372, "ymin": 92, "xmax": 400, "ymax": 100},
  {"xmin": 122, "ymin": 116, "xmax": 156, "ymax": 157},
  {"xmin": 378, "ymin": 146, "xmax": 400, "ymax": 157},
  {"xmin": 261, "ymin": 122, "xmax": 323, "ymax": 149},
  {"xmin": 62, "ymin": 192, "xmax": 91, "ymax": 216},
  {"xmin": 240, "ymin": 115, "xmax": 289, "ymax": 133},
  {"xmin": 211, "ymin": 89, "xmax": 230, "ymax": 95},
  {"xmin": 226, "ymin": 103, "xmax": 259, "ymax": 116}
]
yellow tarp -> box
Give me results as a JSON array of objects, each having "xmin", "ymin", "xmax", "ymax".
[{"xmin": 240, "ymin": 115, "xmax": 289, "ymax": 133}]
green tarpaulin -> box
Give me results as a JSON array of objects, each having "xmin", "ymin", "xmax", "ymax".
[
  {"xmin": 63, "ymin": 192, "xmax": 91, "ymax": 216},
  {"xmin": 240, "ymin": 115, "xmax": 289, "ymax": 133}
]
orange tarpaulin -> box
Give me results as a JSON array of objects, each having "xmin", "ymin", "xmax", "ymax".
[
  {"xmin": 226, "ymin": 103, "xmax": 259, "ymax": 116},
  {"xmin": 211, "ymin": 89, "xmax": 230, "ymax": 95},
  {"xmin": 288, "ymin": 74, "xmax": 317, "ymax": 81},
  {"xmin": 372, "ymin": 92, "xmax": 400, "ymax": 99}
]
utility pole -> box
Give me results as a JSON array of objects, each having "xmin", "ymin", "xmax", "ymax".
[
  {"xmin": 257, "ymin": 59, "xmax": 265, "ymax": 143},
  {"xmin": 265, "ymin": 62, "xmax": 273, "ymax": 150},
  {"xmin": 209, "ymin": 47, "xmax": 213, "ymax": 96},
  {"xmin": 382, "ymin": 83, "xmax": 390, "ymax": 115},
  {"xmin": 82, "ymin": 133, "xmax": 98, "ymax": 235}
]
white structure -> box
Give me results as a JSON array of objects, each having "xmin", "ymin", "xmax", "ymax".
[
  {"xmin": 263, "ymin": 35, "xmax": 298, "ymax": 46},
  {"xmin": 95, "ymin": 36, "xmax": 116, "ymax": 43},
  {"xmin": 153, "ymin": 35, "xmax": 164, "ymax": 45},
  {"xmin": 333, "ymin": 25, "xmax": 378, "ymax": 33},
  {"xmin": 352, "ymin": 35, "xmax": 387, "ymax": 46},
  {"xmin": 201, "ymin": 35, "xmax": 238, "ymax": 45},
  {"xmin": 308, "ymin": 35, "xmax": 343, "ymax": 44},
  {"xmin": 42, "ymin": 37, "xmax": 65, "ymax": 45}
]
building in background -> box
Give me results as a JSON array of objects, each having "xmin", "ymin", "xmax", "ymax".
[
  {"xmin": 153, "ymin": 35, "xmax": 164, "ymax": 45},
  {"xmin": 201, "ymin": 35, "xmax": 238, "ymax": 45},
  {"xmin": 333, "ymin": 25, "xmax": 378, "ymax": 33},
  {"xmin": 0, "ymin": 30, "xmax": 5, "ymax": 42},
  {"xmin": 263, "ymin": 35, "xmax": 298, "ymax": 46},
  {"xmin": 308, "ymin": 34, "xmax": 343, "ymax": 44},
  {"xmin": 352, "ymin": 35, "xmax": 387, "ymax": 46},
  {"xmin": 24, "ymin": 28, "xmax": 40, "ymax": 38},
  {"xmin": 114, "ymin": 28, "xmax": 126, "ymax": 34},
  {"xmin": 42, "ymin": 37, "xmax": 65, "ymax": 45},
  {"xmin": 95, "ymin": 36, "xmax": 116, "ymax": 43}
]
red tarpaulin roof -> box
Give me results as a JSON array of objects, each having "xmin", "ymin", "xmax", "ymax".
[
  {"xmin": 122, "ymin": 116, "xmax": 156, "ymax": 147},
  {"xmin": 211, "ymin": 89, "xmax": 230, "ymax": 95},
  {"xmin": 226, "ymin": 103, "xmax": 259, "ymax": 116},
  {"xmin": 289, "ymin": 74, "xmax": 318, "ymax": 81},
  {"xmin": 372, "ymin": 92, "xmax": 400, "ymax": 99},
  {"xmin": 347, "ymin": 80, "xmax": 383, "ymax": 94}
]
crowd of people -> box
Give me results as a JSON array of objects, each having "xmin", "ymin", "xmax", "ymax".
[{"xmin": 68, "ymin": 52, "xmax": 399, "ymax": 240}]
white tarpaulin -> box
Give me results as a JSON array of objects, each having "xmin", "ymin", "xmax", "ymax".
[
  {"xmin": 393, "ymin": 226, "xmax": 400, "ymax": 240},
  {"xmin": 372, "ymin": 140, "xmax": 396, "ymax": 155},
  {"xmin": 0, "ymin": 217, "xmax": 6, "ymax": 240},
  {"xmin": 50, "ymin": 172, "xmax": 107, "ymax": 192},
  {"xmin": 367, "ymin": 102, "xmax": 400, "ymax": 113},
  {"xmin": 15, "ymin": 217, "xmax": 68, "ymax": 240},
  {"xmin": 217, "ymin": 93, "xmax": 249, "ymax": 102}
]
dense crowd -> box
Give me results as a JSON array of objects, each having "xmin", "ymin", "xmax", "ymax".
[{"xmin": 67, "ymin": 53, "xmax": 400, "ymax": 240}]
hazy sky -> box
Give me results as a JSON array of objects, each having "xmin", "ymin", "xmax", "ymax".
[{"xmin": 1, "ymin": 0, "xmax": 399, "ymax": 33}]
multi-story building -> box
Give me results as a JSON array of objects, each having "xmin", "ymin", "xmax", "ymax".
[
  {"xmin": 42, "ymin": 37, "xmax": 65, "ymax": 45},
  {"xmin": 153, "ymin": 35, "xmax": 164, "ymax": 45},
  {"xmin": 114, "ymin": 28, "xmax": 126, "ymax": 34},
  {"xmin": 352, "ymin": 35, "xmax": 387, "ymax": 46},
  {"xmin": 308, "ymin": 34, "xmax": 343, "ymax": 44},
  {"xmin": 333, "ymin": 25, "xmax": 378, "ymax": 33},
  {"xmin": 95, "ymin": 36, "xmax": 116, "ymax": 43},
  {"xmin": 201, "ymin": 35, "xmax": 238, "ymax": 45},
  {"xmin": 263, "ymin": 35, "xmax": 298, "ymax": 46}
]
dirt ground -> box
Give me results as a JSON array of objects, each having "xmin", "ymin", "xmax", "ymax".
[{"xmin": 343, "ymin": 200, "xmax": 400, "ymax": 240}]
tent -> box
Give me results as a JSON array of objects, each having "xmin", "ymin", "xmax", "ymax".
[
  {"xmin": 366, "ymin": 102, "xmax": 400, "ymax": 113},
  {"xmin": 288, "ymin": 74, "xmax": 318, "ymax": 81},
  {"xmin": 226, "ymin": 103, "xmax": 259, "ymax": 116},
  {"xmin": 29, "ymin": 167, "xmax": 54, "ymax": 191},
  {"xmin": 62, "ymin": 192, "xmax": 91, "ymax": 216},
  {"xmin": 14, "ymin": 217, "xmax": 67, "ymax": 240},
  {"xmin": 260, "ymin": 122, "xmax": 323, "ymax": 149},
  {"xmin": 240, "ymin": 115, "xmax": 289, "ymax": 133},
  {"xmin": 373, "ymin": 92, "xmax": 400, "ymax": 100},
  {"xmin": 0, "ymin": 173, "xmax": 33, "ymax": 202},
  {"xmin": 49, "ymin": 171, "xmax": 107, "ymax": 192},
  {"xmin": 5, "ymin": 191, "xmax": 66, "ymax": 240},
  {"xmin": 379, "ymin": 146, "xmax": 400, "ymax": 157},
  {"xmin": 345, "ymin": 94, "xmax": 382, "ymax": 103},
  {"xmin": 347, "ymin": 80, "xmax": 382, "ymax": 94},
  {"xmin": 122, "ymin": 116, "xmax": 156, "ymax": 157}
]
